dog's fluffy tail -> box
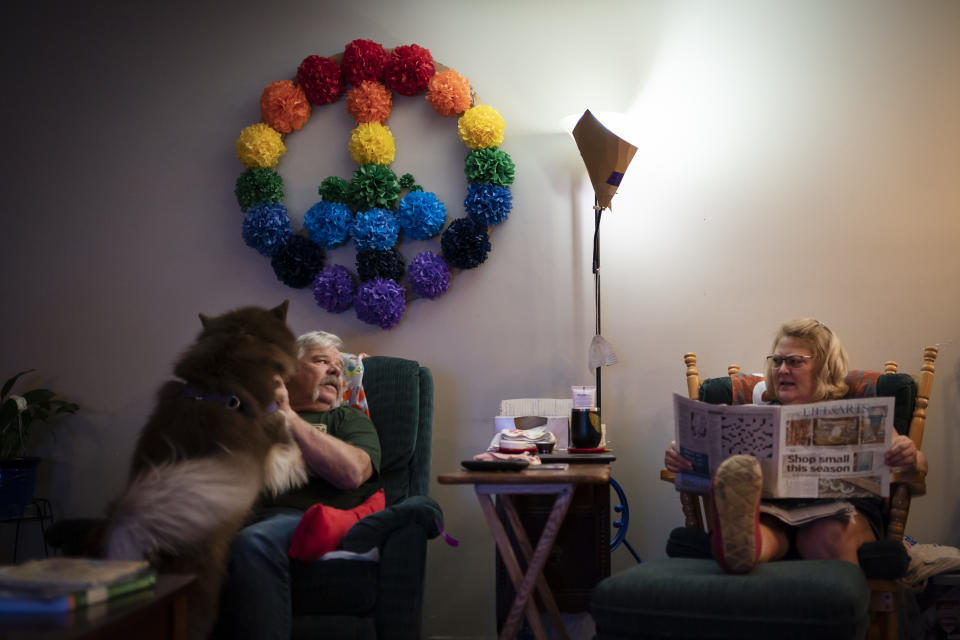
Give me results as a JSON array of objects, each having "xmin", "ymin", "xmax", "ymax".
[{"xmin": 103, "ymin": 457, "xmax": 261, "ymax": 561}]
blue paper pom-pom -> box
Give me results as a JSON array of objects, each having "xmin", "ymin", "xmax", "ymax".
[
  {"xmin": 242, "ymin": 203, "xmax": 292, "ymax": 256},
  {"xmin": 355, "ymin": 278, "xmax": 406, "ymax": 330},
  {"xmin": 408, "ymin": 251, "xmax": 451, "ymax": 299},
  {"xmin": 304, "ymin": 200, "xmax": 353, "ymax": 249},
  {"xmin": 464, "ymin": 183, "xmax": 513, "ymax": 226},
  {"xmin": 441, "ymin": 217, "xmax": 491, "ymax": 269},
  {"xmin": 271, "ymin": 235, "xmax": 326, "ymax": 288},
  {"xmin": 312, "ymin": 264, "xmax": 356, "ymax": 313},
  {"xmin": 396, "ymin": 191, "xmax": 447, "ymax": 240},
  {"xmin": 351, "ymin": 209, "xmax": 399, "ymax": 252}
]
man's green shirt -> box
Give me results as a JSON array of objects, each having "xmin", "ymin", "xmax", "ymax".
[{"xmin": 264, "ymin": 405, "xmax": 382, "ymax": 510}]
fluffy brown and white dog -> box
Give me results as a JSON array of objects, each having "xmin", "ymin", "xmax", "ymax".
[{"xmin": 102, "ymin": 301, "xmax": 308, "ymax": 639}]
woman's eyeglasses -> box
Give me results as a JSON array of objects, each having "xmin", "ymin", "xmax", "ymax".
[{"xmin": 766, "ymin": 355, "xmax": 813, "ymax": 369}]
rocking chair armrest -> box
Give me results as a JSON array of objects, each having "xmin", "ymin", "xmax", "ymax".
[
  {"xmin": 660, "ymin": 469, "xmax": 676, "ymax": 483},
  {"xmin": 890, "ymin": 468, "xmax": 926, "ymax": 496}
]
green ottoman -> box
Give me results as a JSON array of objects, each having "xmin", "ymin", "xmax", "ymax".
[{"xmin": 591, "ymin": 558, "xmax": 870, "ymax": 640}]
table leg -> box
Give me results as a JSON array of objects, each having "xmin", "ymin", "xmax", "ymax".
[
  {"xmin": 477, "ymin": 492, "xmax": 549, "ymax": 640},
  {"xmin": 500, "ymin": 496, "xmax": 570, "ymax": 640},
  {"xmin": 501, "ymin": 487, "xmax": 573, "ymax": 639}
]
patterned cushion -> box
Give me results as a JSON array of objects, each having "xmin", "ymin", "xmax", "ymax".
[{"xmin": 341, "ymin": 352, "xmax": 370, "ymax": 416}]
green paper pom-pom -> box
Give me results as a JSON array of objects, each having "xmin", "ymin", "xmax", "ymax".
[
  {"xmin": 319, "ymin": 176, "xmax": 350, "ymax": 203},
  {"xmin": 349, "ymin": 163, "xmax": 401, "ymax": 211},
  {"xmin": 399, "ymin": 173, "xmax": 423, "ymax": 192},
  {"xmin": 235, "ymin": 168, "xmax": 284, "ymax": 211},
  {"xmin": 464, "ymin": 147, "xmax": 515, "ymax": 187}
]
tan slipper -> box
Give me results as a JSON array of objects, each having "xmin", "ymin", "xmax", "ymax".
[{"xmin": 709, "ymin": 454, "xmax": 762, "ymax": 574}]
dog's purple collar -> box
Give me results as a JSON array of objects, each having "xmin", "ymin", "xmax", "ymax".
[
  {"xmin": 182, "ymin": 384, "xmax": 280, "ymax": 415},
  {"xmin": 183, "ymin": 384, "xmax": 241, "ymax": 410}
]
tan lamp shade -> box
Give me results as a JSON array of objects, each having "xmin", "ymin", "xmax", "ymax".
[{"xmin": 571, "ymin": 109, "xmax": 638, "ymax": 209}]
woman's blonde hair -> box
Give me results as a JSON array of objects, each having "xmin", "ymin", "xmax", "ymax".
[{"xmin": 764, "ymin": 318, "xmax": 849, "ymax": 402}]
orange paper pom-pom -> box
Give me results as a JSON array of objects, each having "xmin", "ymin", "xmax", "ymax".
[
  {"xmin": 260, "ymin": 80, "xmax": 311, "ymax": 133},
  {"xmin": 426, "ymin": 69, "xmax": 472, "ymax": 117},
  {"xmin": 346, "ymin": 81, "xmax": 393, "ymax": 124}
]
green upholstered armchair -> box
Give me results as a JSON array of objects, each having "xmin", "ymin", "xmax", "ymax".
[
  {"xmin": 591, "ymin": 347, "xmax": 937, "ymax": 640},
  {"xmin": 289, "ymin": 356, "xmax": 442, "ymax": 639}
]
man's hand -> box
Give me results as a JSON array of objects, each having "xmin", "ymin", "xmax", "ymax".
[{"xmin": 274, "ymin": 375, "xmax": 297, "ymax": 423}]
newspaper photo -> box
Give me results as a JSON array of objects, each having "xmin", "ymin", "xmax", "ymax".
[{"xmin": 673, "ymin": 393, "xmax": 894, "ymax": 499}]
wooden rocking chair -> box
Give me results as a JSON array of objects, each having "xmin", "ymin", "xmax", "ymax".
[
  {"xmin": 665, "ymin": 346, "xmax": 938, "ymax": 640},
  {"xmin": 590, "ymin": 345, "xmax": 936, "ymax": 640}
]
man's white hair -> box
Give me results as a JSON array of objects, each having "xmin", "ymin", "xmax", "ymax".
[{"xmin": 296, "ymin": 331, "xmax": 343, "ymax": 360}]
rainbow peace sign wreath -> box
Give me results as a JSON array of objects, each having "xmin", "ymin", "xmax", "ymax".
[{"xmin": 234, "ymin": 39, "xmax": 515, "ymax": 329}]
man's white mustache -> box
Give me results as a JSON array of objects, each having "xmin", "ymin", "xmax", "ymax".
[{"xmin": 310, "ymin": 376, "xmax": 341, "ymax": 402}]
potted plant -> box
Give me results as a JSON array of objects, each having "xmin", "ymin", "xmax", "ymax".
[{"xmin": 0, "ymin": 370, "xmax": 79, "ymax": 517}]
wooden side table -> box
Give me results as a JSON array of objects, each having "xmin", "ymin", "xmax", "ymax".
[
  {"xmin": 0, "ymin": 573, "xmax": 196, "ymax": 640},
  {"xmin": 439, "ymin": 464, "xmax": 610, "ymax": 640}
]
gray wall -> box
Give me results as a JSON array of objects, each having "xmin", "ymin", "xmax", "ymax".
[{"xmin": 2, "ymin": 1, "xmax": 958, "ymax": 637}]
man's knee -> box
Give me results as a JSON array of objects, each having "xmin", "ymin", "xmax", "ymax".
[{"xmin": 229, "ymin": 519, "xmax": 292, "ymax": 568}]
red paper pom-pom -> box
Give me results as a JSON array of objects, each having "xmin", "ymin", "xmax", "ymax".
[
  {"xmin": 297, "ymin": 55, "xmax": 344, "ymax": 105},
  {"xmin": 341, "ymin": 39, "xmax": 389, "ymax": 85},
  {"xmin": 383, "ymin": 44, "xmax": 435, "ymax": 97}
]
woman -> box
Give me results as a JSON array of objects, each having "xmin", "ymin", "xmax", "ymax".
[{"xmin": 664, "ymin": 318, "xmax": 925, "ymax": 573}]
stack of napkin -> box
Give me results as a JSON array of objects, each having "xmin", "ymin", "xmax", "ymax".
[{"xmin": 488, "ymin": 428, "xmax": 557, "ymax": 454}]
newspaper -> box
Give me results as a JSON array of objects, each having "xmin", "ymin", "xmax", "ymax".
[{"xmin": 673, "ymin": 393, "xmax": 894, "ymax": 499}]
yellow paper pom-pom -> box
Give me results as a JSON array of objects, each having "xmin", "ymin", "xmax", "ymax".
[
  {"xmin": 236, "ymin": 123, "xmax": 286, "ymax": 168},
  {"xmin": 346, "ymin": 81, "xmax": 393, "ymax": 124},
  {"xmin": 426, "ymin": 69, "xmax": 472, "ymax": 117},
  {"xmin": 457, "ymin": 104, "xmax": 504, "ymax": 150},
  {"xmin": 348, "ymin": 122, "xmax": 396, "ymax": 165}
]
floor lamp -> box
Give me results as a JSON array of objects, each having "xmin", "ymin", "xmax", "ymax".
[{"xmin": 571, "ymin": 110, "xmax": 638, "ymax": 419}]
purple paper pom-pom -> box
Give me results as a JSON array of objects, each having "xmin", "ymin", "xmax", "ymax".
[
  {"xmin": 355, "ymin": 278, "xmax": 406, "ymax": 329},
  {"xmin": 464, "ymin": 183, "xmax": 513, "ymax": 226},
  {"xmin": 242, "ymin": 203, "xmax": 292, "ymax": 256},
  {"xmin": 408, "ymin": 251, "xmax": 451, "ymax": 299},
  {"xmin": 441, "ymin": 217, "xmax": 491, "ymax": 269},
  {"xmin": 312, "ymin": 264, "xmax": 356, "ymax": 313},
  {"xmin": 271, "ymin": 235, "xmax": 325, "ymax": 288},
  {"xmin": 351, "ymin": 208, "xmax": 400, "ymax": 252}
]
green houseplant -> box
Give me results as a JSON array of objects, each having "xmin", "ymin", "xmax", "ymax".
[{"xmin": 0, "ymin": 370, "xmax": 78, "ymax": 516}]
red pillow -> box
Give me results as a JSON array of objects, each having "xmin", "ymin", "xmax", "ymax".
[{"xmin": 288, "ymin": 489, "xmax": 386, "ymax": 561}]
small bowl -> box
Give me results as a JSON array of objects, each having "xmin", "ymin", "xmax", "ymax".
[{"xmin": 536, "ymin": 442, "xmax": 555, "ymax": 455}]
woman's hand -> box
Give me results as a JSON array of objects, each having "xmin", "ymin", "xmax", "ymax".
[
  {"xmin": 665, "ymin": 441, "xmax": 693, "ymax": 472},
  {"xmin": 885, "ymin": 433, "xmax": 918, "ymax": 469}
]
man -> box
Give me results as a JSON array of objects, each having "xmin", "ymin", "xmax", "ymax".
[{"xmin": 214, "ymin": 330, "xmax": 381, "ymax": 640}]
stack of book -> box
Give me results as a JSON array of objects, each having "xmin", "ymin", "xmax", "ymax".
[{"xmin": 0, "ymin": 557, "xmax": 156, "ymax": 614}]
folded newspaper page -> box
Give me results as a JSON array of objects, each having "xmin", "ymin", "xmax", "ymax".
[{"xmin": 673, "ymin": 393, "xmax": 894, "ymax": 498}]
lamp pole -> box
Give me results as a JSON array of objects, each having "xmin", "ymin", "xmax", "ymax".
[{"xmin": 593, "ymin": 196, "xmax": 602, "ymax": 417}]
